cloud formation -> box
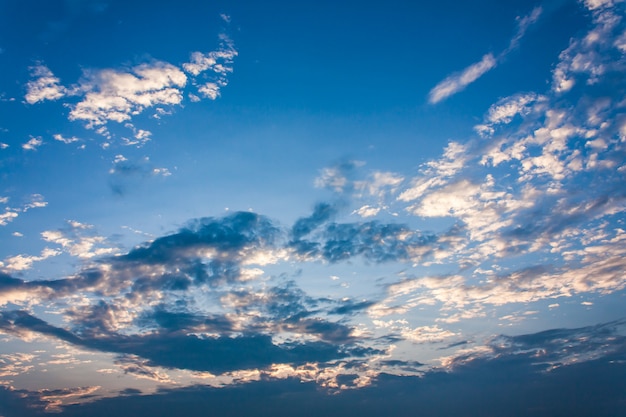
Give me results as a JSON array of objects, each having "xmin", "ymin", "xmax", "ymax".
[
  {"xmin": 24, "ymin": 30, "xmax": 238, "ymax": 140},
  {"xmin": 428, "ymin": 7, "xmax": 541, "ymax": 104}
]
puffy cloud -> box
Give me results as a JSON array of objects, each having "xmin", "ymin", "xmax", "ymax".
[
  {"xmin": 69, "ymin": 61, "xmax": 187, "ymax": 128},
  {"xmin": 24, "ymin": 64, "xmax": 68, "ymax": 104},
  {"xmin": 21, "ymin": 136, "xmax": 43, "ymax": 150},
  {"xmin": 1, "ymin": 248, "xmax": 60, "ymax": 272},
  {"xmin": 552, "ymin": 3, "xmax": 624, "ymax": 93},
  {"xmin": 22, "ymin": 30, "xmax": 238, "ymax": 142}
]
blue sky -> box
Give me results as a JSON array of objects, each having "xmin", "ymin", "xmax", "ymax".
[{"xmin": 1, "ymin": 0, "xmax": 626, "ymax": 415}]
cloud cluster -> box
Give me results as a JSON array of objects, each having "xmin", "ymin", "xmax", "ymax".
[
  {"xmin": 24, "ymin": 30, "xmax": 238, "ymax": 140},
  {"xmin": 0, "ymin": 194, "xmax": 48, "ymax": 228}
]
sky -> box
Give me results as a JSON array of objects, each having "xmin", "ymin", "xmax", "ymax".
[{"xmin": 0, "ymin": 0, "xmax": 625, "ymax": 415}]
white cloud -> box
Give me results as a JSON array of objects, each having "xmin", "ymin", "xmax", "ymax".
[
  {"xmin": 353, "ymin": 205, "xmax": 381, "ymax": 218},
  {"xmin": 23, "ymin": 194, "xmax": 48, "ymax": 211},
  {"xmin": 42, "ymin": 221, "xmax": 117, "ymax": 259},
  {"xmin": 53, "ymin": 134, "xmax": 80, "ymax": 144},
  {"xmin": 69, "ymin": 61, "xmax": 187, "ymax": 128},
  {"xmin": 152, "ymin": 167, "xmax": 172, "ymax": 177},
  {"xmin": 22, "ymin": 136, "xmax": 43, "ymax": 150},
  {"xmin": 1, "ymin": 248, "xmax": 60, "ymax": 272},
  {"xmin": 583, "ymin": 0, "xmax": 624, "ymax": 10},
  {"xmin": 0, "ymin": 195, "xmax": 47, "ymax": 227},
  {"xmin": 364, "ymin": 171, "xmax": 404, "ymax": 197},
  {"xmin": 183, "ymin": 34, "xmax": 237, "ymax": 76},
  {"xmin": 198, "ymin": 82, "xmax": 221, "ymax": 100},
  {"xmin": 552, "ymin": 5, "xmax": 623, "ymax": 93},
  {"xmin": 398, "ymin": 142, "xmax": 469, "ymax": 202},
  {"xmin": 428, "ymin": 7, "xmax": 542, "ymax": 104},
  {"xmin": 428, "ymin": 54, "xmax": 497, "ymax": 104},
  {"xmin": 485, "ymin": 93, "xmax": 543, "ymax": 125},
  {"xmin": 24, "ymin": 64, "xmax": 68, "ymax": 104},
  {"xmin": 0, "ymin": 210, "xmax": 19, "ymax": 226},
  {"xmin": 184, "ymin": 33, "xmax": 238, "ymax": 100}
]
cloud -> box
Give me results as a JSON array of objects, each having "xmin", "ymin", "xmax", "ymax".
[
  {"xmin": 314, "ymin": 160, "xmax": 365, "ymax": 193},
  {"xmin": 183, "ymin": 34, "xmax": 237, "ymax": 77},
  {"xmin": 428, "ymin": 54, "xmax": 497, "ymax": 104},
  {"xmin": 23, "ymin": 27, "xmax": 238, "ymax": 142},
  {"xmin": 1, "ymin": 248, "xmax": 60, "ymax": 272},
  {"xmin": 24, "ymin": 64, "xmax": 68, "ymax": 104},
  {"xmin": 69, "ymin": 61, "xmax": 187, "ymax": 128},
  {"xmin": 0, "ymin": 310, "xmax": 378, "ymax": 374},
  {"xmin": 505, "ymin": 6, "xmax": 542, "ymax": 54},
  {"xmin": 21, "ymin": 136, "xmax": 43, "ymax": 151},
  {"xmin": 428, "ymin": 7, "xmax": 542, "ymax": 104},
  {"xmin": 0, "ymin": 195, "xmax": 48, "ymax": 228},
  {"xmin": 41, "ymin": 220, "xmax": 117, "ymax": 260},
  {"xmin": 53, "ymin": 134, "xmax": 80, "ymax": 144},
  {"xmin": 5, "ymin": 320, "xmax": 623, "ymax": 416},
  {"xmin": 552, "ymin": 2, "xmax": 624, "ymax": 93}
]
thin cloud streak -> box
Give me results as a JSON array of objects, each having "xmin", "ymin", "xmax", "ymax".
[{"xmin": 428, "ymin": 7, "xmax": 542, "ymax": 104}]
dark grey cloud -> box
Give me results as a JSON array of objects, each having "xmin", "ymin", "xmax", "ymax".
[
  {"xmin": 6, "ymin": 326, "xmax": 625, "ymax": 417},
  {"xmin": 292, "ymin": 220, "xmax": 437, "ymax": 263},
  {"xmin": 1, "ymin": 320, "xmax": 625, "ymax": 416},
  {"xmin": 291, "ymin": 202, "xmax": 338, "ymax": 240},
  {"xmin": 0, "ymin": 310, "xmax": 379, "ymax": 374},
  {"xmin": 328, "ymin": 299, "xmax": 376, "ymax": 316}
]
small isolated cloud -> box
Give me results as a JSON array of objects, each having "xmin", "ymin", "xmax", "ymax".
[
  {"xmin": 428, "ymin": 54, "xmax": 497, "ymax": 104},
  {"xmin": 353, "ymin": 205, "xmax": 381, "ymax": 218},
  {"xmin": 1, "ymin": 248, "xmax": 60, "ymax": 272},
  {"xmin": 428, "ymin": 7, "xmax": 542, "ymax": 104},
  {"xmin": 0, "ymin": 210, "xmax": 18, "ymax": 227},
  {"xmin": 53, "ymin": 134, "xmax": 80, "ymax": 144},
  {"xmin": 22, "ymin": 136, "xmax": 43, "ymax": 151},
  {"xmin": 24, "ymin": 64, "xmax": 68, "ymax": 104}
]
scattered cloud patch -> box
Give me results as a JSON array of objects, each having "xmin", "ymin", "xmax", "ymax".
[
  {"xmin": 22, "ymin": 136, "xmax": 43, "ymax": 150},
  {"xmin": 24, "ymin": 64, "xmax": 68, "ymax": 104}
]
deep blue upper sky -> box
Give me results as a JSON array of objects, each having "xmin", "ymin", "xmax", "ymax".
[{"xmin": 0, "ymin": 0, "xmax": 625, "ymax": 415}]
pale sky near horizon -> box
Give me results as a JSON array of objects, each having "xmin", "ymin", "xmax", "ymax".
[{"xmin": 1, "ymin": 0, "xmax": 626, "ymax": 415}]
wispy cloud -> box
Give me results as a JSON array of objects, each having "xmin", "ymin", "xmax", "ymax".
[
  {"xmin": 428, "ymin": 7, "xmax": 542, "ymax": 104},
  {"xmin": 428, "ymin": 54, "xmax": 497, "ymax": 104}
]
